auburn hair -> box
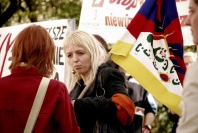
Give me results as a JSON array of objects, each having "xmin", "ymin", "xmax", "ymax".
[
  {"xmin": 9, "ymin": 24, "xmax": 55, "ymax": 77},
  {"xmin": 195, "ymin": 0, "xmax": 198, "ymax": 5}
]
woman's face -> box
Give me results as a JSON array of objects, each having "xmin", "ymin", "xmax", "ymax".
[
  {"xmin": 65, "ymin": 45, "xmax": 92, "ymax": 76},
  {"xmin": 185, "ymin": 0, "xmax": 198, "ymax": 45}
]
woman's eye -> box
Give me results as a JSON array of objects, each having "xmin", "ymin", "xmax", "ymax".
[
  {"xmin": 67, "ymin": 54, "xmax": 72, "ymax": 58},
  {"xmin": 78, "ymin": 52, "xmax": 84, "ymax": 55}
]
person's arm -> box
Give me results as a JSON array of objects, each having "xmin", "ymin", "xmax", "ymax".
[
  {"xmin": 74, "ymin": 66, "xmax": 135, "ymax": 127},
  {"xmin": 142, "ymin": 93, "xmax": 157, "ymax": 133},
  {"xmin": 142, "ymin": 112, "xmax": 155, "ymax": 133},
  {"xmin": 101, "ymin": 67, "xmax": 135, "ymax": 126}
]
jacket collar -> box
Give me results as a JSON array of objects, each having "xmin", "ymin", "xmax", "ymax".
[{"xmin": 11, "ymin": 66, "xmax": 41, "ymax": 76}]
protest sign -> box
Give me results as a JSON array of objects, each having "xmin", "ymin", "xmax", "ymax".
[
  {"xmin": 79, "ymin": 0, "xmax": 192, "ymax": 46},
  {"xmin": 0, "ymin": 19, "xmax": 75, "ymax": 83}
]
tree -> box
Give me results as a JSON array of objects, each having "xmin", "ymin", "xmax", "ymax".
[
  {"xmin": 0, "ymin": 0, "xmax": 82, "ymax": 27},
  {"xmin": 152, "ymin": 103, "xmax": 174, "ymax": 133}
]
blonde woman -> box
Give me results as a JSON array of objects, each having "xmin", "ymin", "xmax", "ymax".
[{"xmin": 63, "ymin": 30, "xmax": 135, "ymax": 133}]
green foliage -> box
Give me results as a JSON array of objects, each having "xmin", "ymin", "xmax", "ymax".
[
  {"xmin": 152, "ymin": 103, "xmax": 175, "ymax": 133},
  {"xmin": 0, "ymin": 0, "xmax": 10, "ymax": 13},
  {"xmin": 1, "ymin": 0, "xmax": 82, "ymax": 27}
]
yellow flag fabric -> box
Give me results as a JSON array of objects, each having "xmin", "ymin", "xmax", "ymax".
[
  {"xmin": 111, "ymin": 39, "xmax": 182, "ymax": 115},
  {"xmin": 110, "ymin": 0, "xmax": 186, "ymax": 116}
]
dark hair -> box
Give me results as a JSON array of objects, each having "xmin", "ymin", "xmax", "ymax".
[
  {"xmin": 93, "ymin": 34, "xmax": 109, "ymax": 52},
  {"xmin": 195, "ymin": 0, "xmax": 198, "ymax": 5},
  {"xmin": 9, "ymin": 24, "xmax": 55, "ymax": 77}
]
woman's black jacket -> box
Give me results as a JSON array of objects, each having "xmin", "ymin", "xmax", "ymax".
[{"xmin": 70, "ymin": 61, "xmax": 129, "ymax": 133}]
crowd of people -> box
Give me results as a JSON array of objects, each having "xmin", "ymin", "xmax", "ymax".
[{"xmin": 0, "ymin": 0, "xmax": 198, "ymax": 132}]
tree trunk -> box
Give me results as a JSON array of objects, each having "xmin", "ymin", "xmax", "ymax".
[{"xmin": 0, "ymin": 0, "xmax": 21, "ymax": 27}]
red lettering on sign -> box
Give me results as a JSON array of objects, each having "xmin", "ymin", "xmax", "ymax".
[
  {"xmin": 92, "ymin": 0, "xmax": 105, "ymax": 7},
  {"xmin": 0, "ymin": 33, "xmax": 14, "ymax": 77},
  {"xmin": 105, "ymin": 13, "xmax": 132, "ymax": 27},
  {"xmin": 109, "ymin": 0, "xmax": 145, "ymax": 10}
]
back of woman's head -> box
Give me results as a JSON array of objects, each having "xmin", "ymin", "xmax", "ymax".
[
  {"xmin": 63, "ymin": 30, "xmax": 107, "ymax": 91},
  {"xmin": 9, "ymin": 24, "xmax": 55, "ymax": 77}
]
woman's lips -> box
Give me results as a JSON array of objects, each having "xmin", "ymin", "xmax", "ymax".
[{"xmin": 74, "ymin": 65, "xmax": 82, "ymax": 69}]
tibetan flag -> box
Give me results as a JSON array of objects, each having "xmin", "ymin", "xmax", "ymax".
[{"xmin": 110, "ymin": 0, "xmax": 186, "ymax": 116}]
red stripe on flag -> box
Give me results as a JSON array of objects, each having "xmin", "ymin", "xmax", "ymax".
[{"xmin": 127, "ymin": 13, "xmax": 155, "ymax": 39}]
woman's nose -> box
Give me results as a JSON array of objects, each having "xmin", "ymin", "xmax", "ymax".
[{"xmin": 72, "ymin": 54, "xmax": 79, "ymax": 62}]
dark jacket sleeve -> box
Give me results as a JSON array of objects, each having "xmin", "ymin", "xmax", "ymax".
[
  {"xmin": 144, "ymin": 96, "xmax": 156, "ymax": 115},
  {"xmin": 74, "ymin": 97, "xmax": 117, "ymax": 127}
]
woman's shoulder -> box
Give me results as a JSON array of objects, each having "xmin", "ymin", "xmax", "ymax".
[
  {"xmin": 97, "ymin": 61, "xmax": 125, "ymax": 84},
  {"xmin": 48, "ymin": 79, "xmax": 68, "ymax": 92},
  {"xmin": 99, "ymin": 60, "xmax": 124, "ymax": 77},
  {"xmin": 49, "ymin": 79, "xmax": 66, "ymax": 85},
  {"xmin": 99, "ymin": 60, "xmax": 120, "ymax": 72},
  {"xmin": 96, "ymin": 60, "xmax": 127, "ymax": 96}
]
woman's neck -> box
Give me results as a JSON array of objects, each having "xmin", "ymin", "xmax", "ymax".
[
  {"xmin": 18, "ymin": 62, "xmax": 37, "ymax": 69},
  {"xmin": 81, "ymin": 72, "xmax": 91, "ymax": 86},
  {"xmin": 19, "ymin": 62, "xmax": 28, "ymax": 66}
]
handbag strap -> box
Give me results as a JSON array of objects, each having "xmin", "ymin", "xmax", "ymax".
[
  {"xmin": 24, "ymin": 77, "xmax": 50, "ymax": 133},
  {"xmin": 77, "ymin": 81, "xmax": 92, "ymax": 99},
  {"xmin": 95, "ymin": 70, "xmax": 105, "ymax": 97},
  {"xmin": 78, "ymin": 69, "xmax": 105, "ymax": 99}
]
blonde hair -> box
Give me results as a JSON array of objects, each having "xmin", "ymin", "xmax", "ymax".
[
  {"xmin": 9, "ymin": 24, "xmax": 55, "ymax": 77},
  {"xmin": 63, "ymin": 30, "xmax": 108, "ymax": 92}
]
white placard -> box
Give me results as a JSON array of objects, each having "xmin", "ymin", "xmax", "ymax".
[
  {"xmin": 79, "ymin": 0, "xmax": 193, "ymax": 46},
  {"xmin": 0, "ymin": 19, "xmax": 75, "ymax": 82}
]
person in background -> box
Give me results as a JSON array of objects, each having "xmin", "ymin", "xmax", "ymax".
[
  {"xmin": 93, "ymin": 34, "xmax": 109, "ymax": 53},
  {"xmin": 127, "ymin": 76, "xmax": 157, "ymax": 133},
  {"xmin": 63, "ymin": 30, "xmax": 135, "ymax": 133},
  {"xmin": 176, "ymin": 0, "xmax": 198, "ymax": 132},
  {"xmin": 0, "ymin": 24, "xmax": 80, "ymax": 133},
  {"xmin": 169, "ymin": 110, "xmax": 179, "ymax": 133}
]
